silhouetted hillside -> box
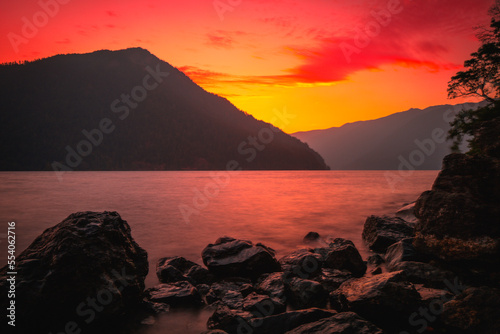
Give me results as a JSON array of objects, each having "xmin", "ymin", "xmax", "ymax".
[
  {"xmin": 293, "ymin": 102, "xmax": 484, "ymax": 170},
  {"xmin": 0, "ymin": 48, "xmax": 328, "ymax": 171}
]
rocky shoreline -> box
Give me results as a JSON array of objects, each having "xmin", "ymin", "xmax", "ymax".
[{"xmin": 1, "ymin": 153, "xmax": 499, "ymax": 334}]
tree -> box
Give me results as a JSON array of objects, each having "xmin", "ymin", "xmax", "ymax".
[
  {"xmin": 447, "ymin": 1, "xmax": 500, "ymax": 153},
  {"xmin": 448, "ymin": 2, "xmax": 500, "ymax": 103}
]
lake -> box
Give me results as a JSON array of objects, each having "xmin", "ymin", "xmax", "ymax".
[{"xmin": 0, "ymin": 170, "xmax": 438, "ymax": 333}]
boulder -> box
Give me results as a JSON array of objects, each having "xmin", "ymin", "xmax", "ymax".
[
  {"xmin": 303, "ymin": 232, "xmax": 321, "ymax": 243},
  {"xmin": 284, "ymin": 312, "xmax": 384, "ymax": 334},
  {"xmin": 255, "ymin": 272, "xmax": 286, "ymax": 303},
  {"xmin": 206, "ymin": 279, "xmax": 254, "ymax": 307},
  {"xmin": 146, "ymin": 281, "xmax": 203, "ymax": 307},
  {"xmin": 441, "ymin": 287, "xmax": 500, "ymax": 334},
  {"xmin": 246, "ymin": 308, "xmax": 337, "ymax": 334},
  {"xmin": 285, "ymin": 277, "xmax": 327, "ymax": 309},
  {"xmin": 333, "ymin": 271, "xmax": 421, "ymax": 330},
  {"xmin": 202, "ymin": 237, "xmax": 281, "ymax": 279},
  {"xmin": 279, "ymin": 248, "xmax": 323, "ymax": 278},
  {"xmin": 385, "ymin": 238, "xmax": 424, "ymax": 270},
  {"xmin": 414, "ymin": 153, "xmax": 500, "ymax": 262},
  {"xmin": 322, "ymin": 238, "xmax": 367, "ymax": 277},
  {"xmin": 315, "ymin": 268, "xmax": 353, "ymax": 292},
  {"xmin": 390, "ymin": 261, "xmax": 455, "ymax": 289},
  {"xmin": 156, "ymin": 256, "xmax": 213, "ymax": 285},
  {"xmin": 362, "ymin": 215, "xmax": 415, "ymax": 253},
  {"xmin": 207, "ymin": 305, "xmax": 254, "ymax": 333},
  {"xmin": 242, "ymin": 292, "xmax": 286, "ymax": 315},
  {"xmin": 0, "ymin": 211, "xmax": 148, "ymax": 333}
]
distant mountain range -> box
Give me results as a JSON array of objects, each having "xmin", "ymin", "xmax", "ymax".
[
  {"xmin": 0, "ymin": 48, "xmax": 328, "ymax": 172},
  {"xmin": 293, "ymin": 102, "xmax": 483, "ymax": 170}
]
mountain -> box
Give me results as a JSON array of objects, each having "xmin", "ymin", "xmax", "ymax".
[
  {"xmin": 293, "ymin": 102, "xmax": 484, "ymax": 170},
  {"xmin": 0, "ymin": 48, "xmax": 328, "ymax": 172}
]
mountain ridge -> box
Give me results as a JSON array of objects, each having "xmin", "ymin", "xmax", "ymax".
[
  {"xmin": 0, "ymin": 47, "xmax": 329, "ymax": 172},
  {"xmin": 293, "ymin": 102, "xmax": 484, "ymax": 170}
]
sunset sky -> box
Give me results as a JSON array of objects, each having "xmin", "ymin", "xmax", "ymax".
[{"xmin": 0, "ymin": 0, "xmax": 494, "ymax": 132}]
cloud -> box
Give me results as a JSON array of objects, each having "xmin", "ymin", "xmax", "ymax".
[{"xmin": 206, "ymin": 33, "xmax": 234, "ymax": 49}]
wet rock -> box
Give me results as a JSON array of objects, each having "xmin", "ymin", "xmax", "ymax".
[
  {"xmin": 396, "ymin": 202, "xmax": 418, "ymax": 224},
  {"xmin": 362, "ymin": 215, "xmax": 415, "ymax": 253},
  {"xmin": 390, "ymin": 261, "xmax": 455, "ymax": 289},
  {"xmin": 322, "ymin": 238, "xmax": 367, "ymax": 277},
  {"xmin": 255, "ymin": 272, "xmax": 286, "ymax": 302},
  {"xmin": 284, "ymin": 312, "xmax": 384, "ymax": 334},
  {"xmin": 334, "ymin": 271, "xmax": 421, "ymax": 330},
  {"xmin": 157, "ymin": 256, "xmax": 214, "ymax": 285},
  {"xmin": 442, "ymin": 287, "xmax": 500, "ymax": 334},
  {"xmin": 141, "ymin": 299, "xmax": 171, "ymax": 314},
  {"xmin": 316, "ymin": 268, "xmax": 353, "ymax": 292},
  {"xmin": 202, "ymin": 237, "xmax": 281, "ymax": 279},
  {"xmin": 207, "ymin": 305, "xmax": 254, "ymax": 333},
  {"xmin": 206, "ymin": 279, "xmax": 254, "ymax": 307},
  {"xmin": 0, "ymin": 211, "xmax": 148, "ymax": 333},
  {"xmin": 279, "ymin": 249, "xmax": 323, "ymax": 278},
  {"xmin": 286, "ymin": 277, "xmax": 327, "ymax": 309},
  {"xmin": 303, "ymin": 232, "xmax": 321, "ymax": 243},
  {"xmin": 385, "ymin": 238, "xmax": 424, "ymax": 270},
  {"xmin": 247, "ymin": 308, "xmax": 337, "ymax": 334},
  {"xmin": 242, "ymin": 292, "xmax": 286, "ymax": 315},
  {"xmin": 367, "ymin": 254, "xmax": 385, "ymax": 266},
  {"xmin": 414, "ymin": 285, "xmax": 453, "ymax": 304},
  {"xmin": 146, "ymin": 281, "xmax": 203, "ymax": 307}
]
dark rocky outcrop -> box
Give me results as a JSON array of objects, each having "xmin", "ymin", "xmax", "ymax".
[
  {"xmin": 389, "ymin": 261, "xmax": 455, "ymax": 289},
  {"xmin": 284, "ymin": 312, "xmax": 384, "ymax": 334},
  {"xmin": 414, "ymin": 153, "xmax": 500, "ymax": 263},
  {"xmin": 441, "ymin": 287, "xmax": 500, "ymax": 334},
  {"xmin": 0, "ymin": 211, "xmax": 148, "ymax": 333},
  {"xmin": 332, "ymin": 271, "xmax": 421, "ymax": 330},
  {"xmin": 362, "ymin": 215, "xmax": 415, "ymax": 253},
  {"xmin": 202, "ymin": 237, "xmax": 281, "ymax": 279}
]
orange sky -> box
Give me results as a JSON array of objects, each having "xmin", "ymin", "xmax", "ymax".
[{"xmin": 0, "ymin": 0, "xmax": 494, "ymax": 132}]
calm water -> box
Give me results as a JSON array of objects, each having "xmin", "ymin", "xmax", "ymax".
[{"xmin": 0, "ymin": 171, "xmax": 438, "ymax": 333}]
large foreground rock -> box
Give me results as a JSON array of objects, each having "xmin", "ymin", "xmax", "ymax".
[
  {"xmin": 0, "ymin": 211, "xmax": 148, "ymax": 333},
  {"xmin": 362, "ymin": 215, "xmax": 415, "ymax": 253},
  {"xmin": 284, "ymin": 312, "xmax": 384, "ymax": 334},
  {"xmin": 202, "ymin": 237, "xmax": 281, "ymax": 279},
  {"xmin": 332, "ymin": 271, "xmax": 421, "ymax": 331},
  {"xmin": 414, "ymin": 153, "xmax": 500, "ymax": 263}
]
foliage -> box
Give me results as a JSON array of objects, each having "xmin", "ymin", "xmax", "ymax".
[{"xmin": 448, "ymin": 1, "xmax": 500, "ymax": 153}]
